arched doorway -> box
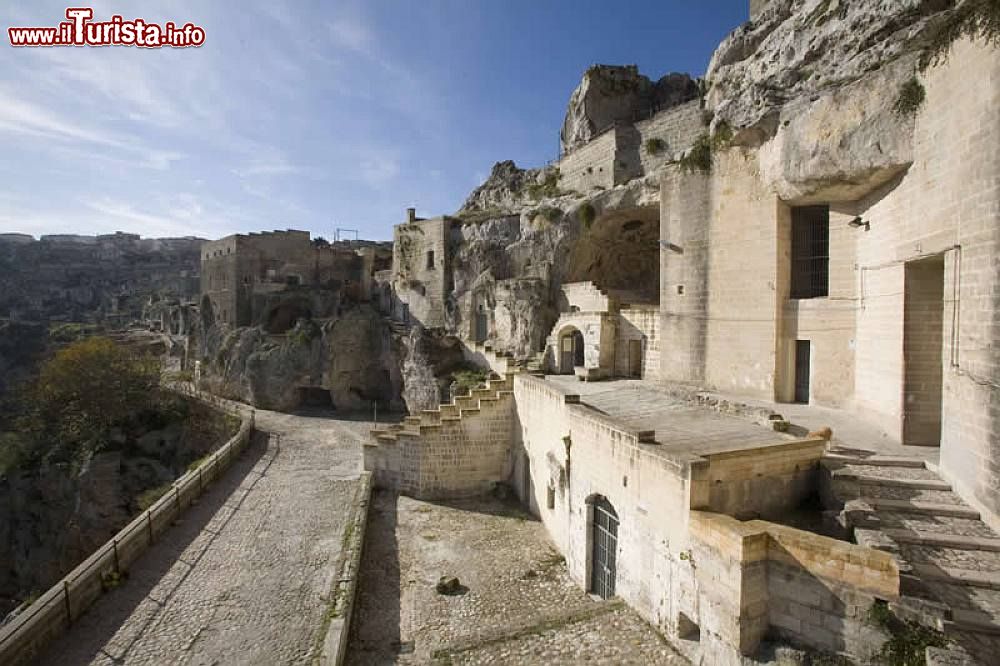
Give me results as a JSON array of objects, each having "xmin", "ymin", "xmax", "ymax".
[
  {"xmin": 559, "ymin": 328, "xmax": 585, "ymax": 374},
  {"xmin": 590, "ymin": 496, "xmax": 618, "ymax": 599}
]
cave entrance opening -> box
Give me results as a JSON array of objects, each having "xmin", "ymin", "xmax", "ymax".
[
  {"xmin": 566, "ymin": 212, "xmax": 660, "ymax": 304},
  {"xmin": 266, "ymin": 303, "xmax": 312, "ymax": 334},
  {"xmin": 297, "ymin": 386, "xmax": 333, "ymax": 409}
]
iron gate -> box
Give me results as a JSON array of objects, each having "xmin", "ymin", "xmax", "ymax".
[{"xmin": 591, "ymin": 497, "xmax": 618, "ymax": 599}]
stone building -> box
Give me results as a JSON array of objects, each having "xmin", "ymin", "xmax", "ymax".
[
  {"xmin": 200, "ymin": 229, "xmax": 382, "ymax": 331},
  {"xmin": 660, "ymin": 35, "xmax": 1000, "ymax": 531},
  {"xmin": 389, "ymin": 209, "xmax": 455, "ymax": 329}
]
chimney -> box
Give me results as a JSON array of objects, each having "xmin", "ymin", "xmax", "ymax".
[{"xmin": 407, "ymin": 207, "xmax": 417, "ymax": 223}]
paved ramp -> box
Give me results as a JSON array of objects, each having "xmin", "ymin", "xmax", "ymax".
[{"xmin": 36, "ymin": 409, "xmax": 373, "ymax": 666}]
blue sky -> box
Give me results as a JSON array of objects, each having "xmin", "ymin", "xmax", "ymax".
[{"xmin": 0, "ymin": 1, "xmax": 748, "ymax": 241}]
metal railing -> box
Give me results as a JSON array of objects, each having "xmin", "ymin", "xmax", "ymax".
[{"xmin": 0, "ymin": 385, "xmax": 254, "ymax": 666}]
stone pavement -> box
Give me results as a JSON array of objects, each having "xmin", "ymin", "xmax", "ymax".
[
  {"xmin": 346, "ymin": 491, "xmax": 686, "ymax": 665},
  {"xmin": 34, "ymin": 408, "xmax": 375, "ymax": 666}
]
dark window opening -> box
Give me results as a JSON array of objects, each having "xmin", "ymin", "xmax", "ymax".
[
  {"xmin": 790, "ymin": 205, "xmax": 829, "ymax": 299},
  {"xmin": 426, "ymin": 250, "xmax": 435, "ymax": 269}
]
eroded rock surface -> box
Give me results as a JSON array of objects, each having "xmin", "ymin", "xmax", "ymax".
[{"xmin": 201, "ymin": 307, "xmax": 404, "ymax": 412}]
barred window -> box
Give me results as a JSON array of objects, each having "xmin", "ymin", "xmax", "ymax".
[{"xmin": 790, "ymin": 205, "xmax": 829, "ymax": 299}]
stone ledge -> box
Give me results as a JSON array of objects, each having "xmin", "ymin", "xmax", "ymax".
[
  {"xmin": 883, "ymin": 529, "xmax": 1000, "ymax": 552},
  {"xmin": 911, "ymin": 563, "xmax": 1000, "ymax": 591},
  {"xmin": 868, "ymin": 499, "xmax": 980, "ymax": 519}
]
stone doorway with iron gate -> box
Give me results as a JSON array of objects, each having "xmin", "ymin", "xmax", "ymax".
[{"xmin": 589, "ymin": 495, "xmax": 618, "ymax": 599}]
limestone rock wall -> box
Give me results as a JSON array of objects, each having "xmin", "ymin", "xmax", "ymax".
[{"xmin": 706, "ymin": 0, "xmax": 949, "ymax": 141}]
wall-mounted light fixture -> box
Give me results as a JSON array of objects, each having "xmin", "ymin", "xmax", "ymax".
[{"xmin": 848, "ymin": 217, "xmax": 870, "ymax": 231}]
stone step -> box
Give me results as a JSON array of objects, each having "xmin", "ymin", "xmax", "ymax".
[
  {"xmin": 854, "ymin": 476, "xmax": 953, "ymax": 491},
  {"xmin": 912, "ymin": 563, "xmax": 1000, "ymax": 591},
  {"xmin": 885, "ymin": 529, "xmax": 1000, "ymax": 552},
  {"xmin": 949, "ymin": 609, "xmax": 1000, "ymax": 636},
  {"xmin": 824, "ymin": 453, "xmax": 927, "ymax": 468},
  {"xmin": 862, "ymin": 485, "xmax": 965, "ymax": 506},
  {"xmin": 876, "ymin": 511, "xmax": 998, "ymax": 539},
  {"xmin": 868, "ymin": 499, "xmax": 981, "ymax": 519}
]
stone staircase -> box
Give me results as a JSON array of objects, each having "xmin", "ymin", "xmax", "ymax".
[
  {"xmin": 825, "ymin": 451, "xmax": 1000, "ymax": 661},
  {"xmin": 382, "ymin": 315, "xmax": 411, "ymax": 336},
  {"xmin": 370, "ymin": 371, "xmax": 515, "ymax": 444}
]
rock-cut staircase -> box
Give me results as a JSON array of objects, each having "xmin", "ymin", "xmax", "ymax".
[{"xmin": 825, "ymin": 451, "xmax": 1000, "ymax": 662}]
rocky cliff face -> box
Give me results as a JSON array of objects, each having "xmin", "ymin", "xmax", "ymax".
[
  {"xmin": 200, "ymin": 306, "xmax": 406, "ymax": 412},
  {"xmin": 0, "ymin": 233, "xmax": 201, "ymax": 324},
  {"xmin": 560, "ymin": 65, "xmax": 700, "ymax": 154},
  {"xmin": 706, "ymin": 0, "xmax": 957, "ymax": 200},
  {"xmin": 706, "ymin": 0, "xmax": 950, "ymax": 138}
]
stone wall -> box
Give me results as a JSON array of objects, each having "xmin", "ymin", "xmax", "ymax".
[
  {"xmin": 558, "ymin": 101, "xmax": 704, "ymax": 197},
  {"xmin": 689, "ymin": 438, "xmax": 825, "ymax": 520},
  {"xmin": 660, "ymin": 151, "xmax": 781, "ymax": 399},
  {"xmin": 660, "ymin": 169, "xmax": 711, "ymax": 383},
  {"xmin": 775, "ymin": 205, "xmax": 858, "ymax": 406},
  {"xmin": 690, "ymin": 512, "xmax": 897, "ymax": 663},
  {"xmin": 632, "ymin": 100, "xmax": 705, "ymax": 178},
  {"xmin": 615, "ymin": 306, "xmax": 660, "ymax": 380},
  {"xmin": 860, "ymin": 40, "xmax": 1000, "ymax": 528},
  {"xmin": 543, "ymin": 312, "xmax": 616, "ymax": 376},
  {"xmin": 557, "ymin": 130, "xmax": 617, "ymax": 195}
]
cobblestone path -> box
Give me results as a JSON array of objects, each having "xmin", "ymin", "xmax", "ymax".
[
  {"xmin": 346, "ymin": 491, "xmax": 687, "ymax": 665},
  {"xmin": 35, "ymin": 408, "xmax": 374, "ymax": 666}
]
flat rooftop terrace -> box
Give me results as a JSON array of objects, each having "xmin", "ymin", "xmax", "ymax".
[
  {"xmin": 542, "ymin": 375, "xmax": 939, "ymax": 464},
  {"xmin": 543, "ymin": 375, "xmax": 793, "ymax": 460}
]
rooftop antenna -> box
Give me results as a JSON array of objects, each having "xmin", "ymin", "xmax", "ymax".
[{"xmin": 335, "ymin": 228, "xmax": 359, "ymax": 242}]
